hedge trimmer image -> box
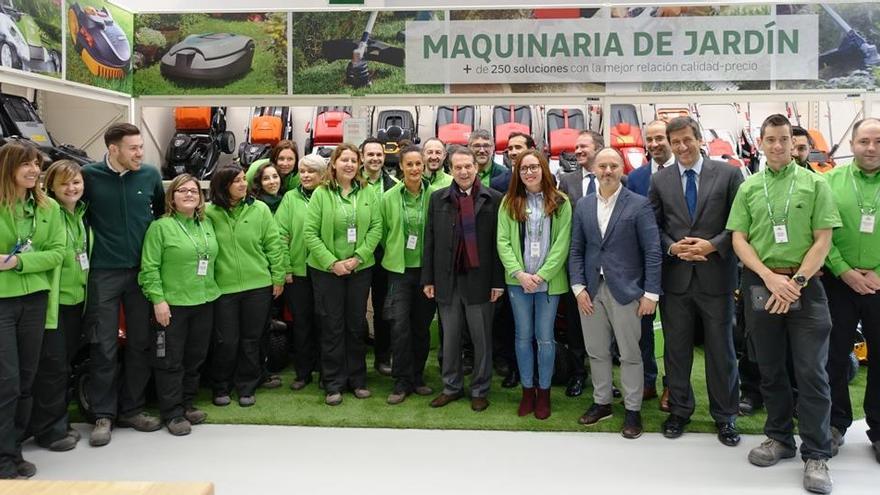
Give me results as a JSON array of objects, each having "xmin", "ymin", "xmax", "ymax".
[
  {"xmin": 321, "ymin": 11, "xmax": 405, "ymax": 88},
  {"xmin": 819, "ymin": 3, "xmax": 880, "ymax": 71}
]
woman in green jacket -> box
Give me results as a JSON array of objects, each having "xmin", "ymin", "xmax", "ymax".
[
  {"xmin": 381, "ymin": 145, "xmax": 436, "ymax": 405},
  {"xmin": 139, "ymin": 174, "xmax": 220, "ymax": 435},
  {"xmin": 250, "ymin": 162, "xmax": 283, "ymax": 214},
  {"xmin": 304, "ymin": 143, "xmax": 382, "ymax": 406},
  {"xmin": 497, "ymin": 150, "xmax": 571, "ymax": 420},
  {"xmin": 28, "ymin": 160, "xmax": 87, "ymax": 453},
  {"xmin": 0, "ymin": 143, "xmax": 64, "ymax": 479},
  {"xmin": 206, "ymin": 166, "xmax": 286, "ymax": 408},
  {"xmin": 276, "ymin": 154, "xmax": 327, "ymax": 391},
  {"xmin": 245, "ymin": 140, "xmax": 300, "ymax": 194}
]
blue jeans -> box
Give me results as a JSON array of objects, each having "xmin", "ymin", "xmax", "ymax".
[{"xmin": 508, "ymin": 285, "xmax": 559, "ymax": 389}]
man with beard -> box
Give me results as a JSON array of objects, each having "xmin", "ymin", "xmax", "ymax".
[{"xmin": 423, "ymin": 138, "xmax": 452, "ymax": 188}]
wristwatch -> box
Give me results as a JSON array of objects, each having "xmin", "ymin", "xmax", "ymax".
[{"xmin": 792, "ymin": 273, "xmax": 809, "ymax": 288}]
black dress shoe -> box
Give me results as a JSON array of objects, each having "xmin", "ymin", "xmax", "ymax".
[
  {"xmin": 716, "ymin": 422, "xmax": 741, "ymax": 447},
  {"xmin": 565, "ymin": 376, "xmax": 585, "ymax": 397},
  {"xmin": 738, "ymin": 395, "xmax": 763, "ymax": 416},
  {"xmin": 501, "ymin": 367, "xmax": 519, "ymax": 388},
  {"xmin": 662, "ymin": 414, "xmax": 690, "ymax": 439}
]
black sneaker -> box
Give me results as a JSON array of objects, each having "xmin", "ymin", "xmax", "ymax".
[{"xmin": 578, "ymin": 403, "xmax": 613, "ymax": 425}]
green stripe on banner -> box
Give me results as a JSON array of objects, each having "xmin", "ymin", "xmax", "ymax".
[{"xmin": 329, "ymin": 0, "xmax": 364, "ymax": 4}]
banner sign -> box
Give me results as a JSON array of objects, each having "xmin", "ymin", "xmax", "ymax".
[{"xmin": 405, "ymin": 15, "xmax": 819, "ymax": 84}]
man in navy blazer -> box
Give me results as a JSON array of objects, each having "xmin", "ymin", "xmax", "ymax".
[
  {"xmin": 625, "ymin": 119, "xmax": 676, "ymax": 403},
  {"xmin": 569, "ymin": 148, "xmax": 662, "ymax": 439}
]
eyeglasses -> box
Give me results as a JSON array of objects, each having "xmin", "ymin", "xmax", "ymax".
[
  {"xmin": 519, "ymin": 165, "xmax": 541, "ymax": 174},
  {"xmin": 470, "ymin": 143, "xmax": 493, "ymax": 150},
  {"xmin": 175, "ymin": 188, "xmax": 200, "ymax": 195}
]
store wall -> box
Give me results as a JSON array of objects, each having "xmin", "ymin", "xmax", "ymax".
[{"xmin": 40, "ymin": 92, "xmax": 129, "ymax": 161}]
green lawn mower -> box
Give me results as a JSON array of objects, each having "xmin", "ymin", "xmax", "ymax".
[{"xmin": 0, "ymin": 0, "xmax": 60, "ymax": 74}]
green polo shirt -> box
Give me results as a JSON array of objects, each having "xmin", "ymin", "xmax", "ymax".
[
  {"xmin": 824, "ymin": 163, "xmax": 880, "ymax": 277},
  {"xmin": 726, "ymin": 160, "xmax": 840, "ymax": 268}
]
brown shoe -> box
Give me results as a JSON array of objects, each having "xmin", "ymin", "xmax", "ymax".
[
  {"xmin": 621, "ymin": 410, "xmax": 643, "ymax": 439},
  {"xmin": 643, "ymin": 386, "xmax": 658, "ymax": 400},
  {"xmin": 471, "ymin": 397, "xmax": 490, "ymax": 412},
  {"xmin": 429, "ymin": 391, "xmax": 464, "ymax": 408},
  {"xmin": 579, "ymin": 403, "xmax": 613, "ymax": 426},
  {"xmin": 659, "ymin": 386, "xmax": 670, "ymax": 412},
  {"xmin": 387, "ymin": 391, "xmax": 408, "ymax": 405},
  {"xmin": 413, "ymin": 385, "xmax": 434, "ymax": 396}
]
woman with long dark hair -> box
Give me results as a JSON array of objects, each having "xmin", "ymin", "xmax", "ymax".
[
  {"xmin": 246, "ymin": 140, "xmax": 300, "ymax": 194},
  {"xmin": 497, "ymin": 150, "xmax": 571, "ymax": 420},
  {"xmin": 250, "ymin": 162, "xmax": 283, "ymax": 214}
]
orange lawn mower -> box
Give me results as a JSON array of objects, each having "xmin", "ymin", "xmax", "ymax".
[{"xmin": 67, "ymin": 2, "xmax": 130, "ymax": 79}]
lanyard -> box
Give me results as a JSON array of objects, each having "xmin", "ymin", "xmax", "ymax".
[
  {"xmin": 525, "ymin": 196, "xmax": 546, "ymax": 242},
  {"xmin": 336, "ymin": 188, "xmax": 358, "ymax": 227},
  {"xmin": 762, "ymin": 164, "xmax": 799, "ymax": 224},
  {"xmin": 849, "ymin": 166, "xmax": 880, "ymax": 214},
  {"xmin": 174, "ymin": 217, "xmax": 209, "ymax": 259},
  {"xmin": 14, "ymin": 204, "xmax": 36, "ymax": 243},
  {"xmin": 401, "ymin": 186, "xmax": 426, "ymax": 235},
  {"xmin": 64, "ymin": 215, "xmax": 87, "ymax": 254}
]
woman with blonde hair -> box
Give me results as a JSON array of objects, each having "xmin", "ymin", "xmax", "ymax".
[
  {"xmin": 0, "ymin": 143, "xmax": 64, "ymax": 478},
  {"xmin": 303, "ymin": 144, "xmax": 383, "ymax": 406},
  {"xmin": 139, "ymin": 174, "xmax": 220, "ymax": 435},
  {"xmin": 497, "ymin": 150, "xmax": 571, "ymax": 420}
]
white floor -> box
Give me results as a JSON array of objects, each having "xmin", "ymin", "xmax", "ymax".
[{"xmin": 20, "ymin": 420, "xmax": 878, "ymax": 495}]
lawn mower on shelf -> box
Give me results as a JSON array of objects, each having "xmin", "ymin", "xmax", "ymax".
[
  {"xmin": 238, "ymin": 107, "xmax": 293, "ymax": 167},
  {"xmin": 322, "ymin": 11, "xmax": 404, "ymax": 88},
  {"xmin": 0, "ymin": 0, "xmax": 60, "ymax": 73},
  {"xmin": 435, "ymin": 105, "xmax": 475, "ymax": 146},
  {"xmin": 160, "ymin": 33, "xmax": 254, "ymax": 83},
  {"xmin": 609, "ymin": 104, "xmax": 646, "ymax": 174},
  {"xmin": 67, "ymin": 2, "xmax": 130, "ymax": 79},
  {"xmin": 304, "ymin": 106, "xmax": 351, "ymax": 156},
  {"xmin": 545, "ymin": 107, "xmax": 585, "ymax": 174},
  {"xmin": 373, "ymin": 108, "xmax": 419, "ymax": 169},
  {"xmin": 493, "ymin": 105, "xmax": 532, "ymax": 166},
  {"xmin": 163, "ymin": 107, "xmax": 235, "ymax": 180},
  {"xmin": 705, "ymin": 128, "xmax": 751, "ymax": 179},
  {"xmin": 0, "ymin": 93, "xmax": 92, "ymax": 167}
]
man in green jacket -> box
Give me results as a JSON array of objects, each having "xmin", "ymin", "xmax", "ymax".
[
  {"xmin": 423, "ymin": 137, "xmax": 452, "ymax": 188},
  {"xmin": 81, "ymin": 124, "xmax": 165, "ymax": 447}
]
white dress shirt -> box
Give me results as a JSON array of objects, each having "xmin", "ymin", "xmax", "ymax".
[
  {"xmin": 651, "ymin": 155, "xmax": 676, "ymax": 175},
  {"xmin": 678, "ymin": 156, "xmax": 704, "ymax": 194},
  {"xmin": 581, "ymin": 168, "xmax": 596, "ymax": 197}
]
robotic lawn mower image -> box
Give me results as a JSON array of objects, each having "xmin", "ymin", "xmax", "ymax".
[
  {"xmin": 160, "ymin": 33, "xmax": 255, "ymax": 83},
  {"xmin": 68, "ymin": 2, "xmax": 131, "ymax": 79}
]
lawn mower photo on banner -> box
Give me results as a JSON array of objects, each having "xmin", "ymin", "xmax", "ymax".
[
  {"xmin": 609, "ymin": 104, "xmax": 646, "ymax": 174},
  {"xmin": 435, "ymin": 105, "xmax": 475, "ymax": 146},
  {"xmin": 304, "ymin": 106, "xmax": 351, "ymax": 156},
  {"xmin": 163, "ymin": 106, "xmax": 235, "ymax": 180},
  {"xmin": 238, "ymin": 107, "xmax": 293, "ymax": 168},
  {"xmin": 0, "ymin": 92, "xmax": 92, "ymax": 167},
  {"xmin": 0, "ymin": 0, "xmax": 60, "ymax": 73},
  {"xmin": 373, "ymin": 107, "xmax": 420, "ymax": 171},
  {"xmin": 68, "ymin": 2, "xmax": 130, "ymax": 79},
  {"xmin": 545, "ymin": 107, "xmax": 586, "ymax": 176},
  {"xmin": 160, "ymin": 33, "xmax": 255, "ymax": 83},
  {"xmin": 321, "ymin": 11, "xmax": 404, "ymax": 88},
  {"xmin": 493, "ymin": 105, "xmax": 532, "ymax": 167}
]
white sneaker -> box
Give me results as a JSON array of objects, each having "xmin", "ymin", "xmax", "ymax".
[{"xmin": 803, "ymin": 459, "xmax": 833, "ymax": 494}]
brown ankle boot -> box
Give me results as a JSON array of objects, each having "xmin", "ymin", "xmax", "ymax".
[
  {"xmin": 535, "ymin": 388, "xmax": 551, "ymax": 420},
  {"xmin": 518, "ymin": 387, "xmax": 536, "ymax": 416}
]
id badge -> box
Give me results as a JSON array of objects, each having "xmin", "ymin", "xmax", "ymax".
[
  {"xmin": 860, "ymin": 213, "xmax": 875, "ymax": 234},
  {"xmin": 347, "ymin": 227, "xmax": 357, "ymax": 243},
  {"xmin": 197, "ymin": 259, "xmax": 209, "ymax": 276},
  {"xmin": 76, "ymin": 251, "xmax": 89, "ymax": 271},
  {"xmin": 773, "ymin": 224, "xmax": 789, "ymax": 244},
  {"xmin": 406, "ymin": 234, "xmax": 418, "ymax": 250},
  {"xmin": 530, "ymin": 241, "xmax": 541, "ymax": 258}
]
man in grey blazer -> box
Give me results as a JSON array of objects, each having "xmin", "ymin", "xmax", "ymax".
[
  {"xmin": 569, "ymin": 148, "xmax": 662, "ymax": 439},
  {"xmin": 648, "ymin": 116, "xmax": 744, "ymax": 446}
]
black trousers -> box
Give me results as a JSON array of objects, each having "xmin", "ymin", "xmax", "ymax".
[
  {"xmin": 370, "ymin": 255, "xmax": 391, "ymax": 365},
  {"xmin": 561, "ymin": 291, "xmax": 587, "ymax": 379},
  {"xmin": 0, "ymin": 291, "xmax": 47, "ymax": 478},
  {"xmin": 311, "ymin": 267, "xmax": 372, "ymax": 394},
  {"xmin": 742, "ymin": 269, "xmax": 832, "ymax": 460},
  {"xmin": 30, "ymin": 303, "xmax": 84, "ymax": 446},
  {"xmin": 385, "ymin": 268, "xmax": 436, "ymax": 393},
  {"xmin": 85, "ymin": 268, "xmax": 152, "ymax": 419},
  {"xmin": 210, "ymin": 287, "xmax": 272, "ymax": 397},
  {"xmin": 823, "ymin": 273, "xmax": 880, "ymax": 443},
  {"xmin": 492, "ymin": 291, "xmax": 516, "ymax": 370},
  {"xmin": 156, "ymin": 303, "xmax": 213, "ymax": 421},
  {"xmin": 660, "ymin": 283, "xmax": 739, "ymax": 423},
  {"xmin": 283, "ymin": 274, "xmax": 319, "ymax": 380}
]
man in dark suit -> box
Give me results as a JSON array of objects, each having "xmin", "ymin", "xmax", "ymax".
[
  {"xmin": 557, "ymin": 130, "xmax": 604, "ymax": 397},
  {"xmin": 422, "ymin": 145, "xmax": 504, "ymax": 412},
  {"xmin": 648, "ymin": 116, "xmax": 743, "ymax": 447},
  {"xmin": 626, "ymin": 119, "xmax": 676, "ymax": 404},
  {"xmin": 569, "ymin": 148, "xmax": 662, "ymax": 439}
]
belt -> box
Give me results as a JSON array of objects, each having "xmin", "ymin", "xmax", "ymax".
[{"xmin": 768, "ymin": 267, "xmax": 824, "ymax": 277}]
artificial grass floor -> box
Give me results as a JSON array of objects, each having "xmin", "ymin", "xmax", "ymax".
[{"xmin": 189, "ymin": 326, "xmax": 869, "ymax": 435}]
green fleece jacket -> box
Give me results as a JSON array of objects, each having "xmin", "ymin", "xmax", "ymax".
[
  {"xmin": 58, "ymin": 202, "xmax": 88, "ymax": 306},
  {"xmin": 245, "ymin": 158, "xmax": 300, "ymax": 192},
  {"xmin": 205, "ymin": 199, "xmax": 286, "ymax": 294},
  {"xmin": 81, "ymin": 159, "xmax": 164, "ymax": 269},
  {"xmin": 496, "ymin": 196, "xmax": 572, "ymax": 295},
  {"xmin": 0, "ymin": 196, "xmax": 65, "ymax": 328},
  {"xmin": 426, "ymin": 169, "xmax": 453, "ymax": 189},
  {"xmin": 381, "ymin": 180, "xmax": 434, "ymax": 274},
  {"xmin": 275, "ymin": 186, "xmax": 314, "ymax": 277},
  {"xmin": 303, "ymin": 183, "xmax": 383, "ymax": 272},
  {"xmin": 139, "ymin": 213, "xmax": 221, "ymax": 306}
]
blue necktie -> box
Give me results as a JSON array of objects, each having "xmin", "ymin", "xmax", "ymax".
[
  {"xmin": 684, "ymin": 169, "xmax": 697, "ymax": 220},
  {"xmin": 586, "ymin": 174, "xmax": 596, "ymax": 195}
]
